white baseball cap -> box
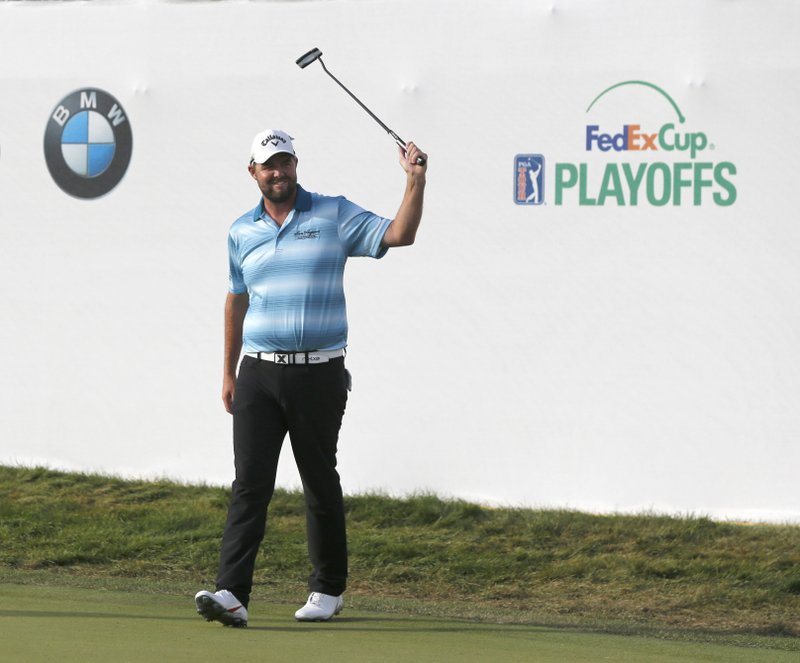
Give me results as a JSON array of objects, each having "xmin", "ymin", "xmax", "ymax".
[{"xmin": 250, "ymin": 129, "xmax": 296, "ymax": 164}]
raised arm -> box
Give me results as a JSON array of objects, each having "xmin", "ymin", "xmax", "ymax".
[{"xmin": 381, "ymin": 142, "xmax": 428, "ymax": 248}]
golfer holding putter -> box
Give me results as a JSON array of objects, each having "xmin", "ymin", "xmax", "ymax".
[{"xmin": 195, "ymin": 129, "xmax": 427, "ymax": 626}]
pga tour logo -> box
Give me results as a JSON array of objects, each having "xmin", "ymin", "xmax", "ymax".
[
  {"xmin": 514, "ymin": 154, "xmax": 545, "ymax": 205},
  {"xmin": 44, "ymin": 89, "xmax": 133, "ymax": 199}
]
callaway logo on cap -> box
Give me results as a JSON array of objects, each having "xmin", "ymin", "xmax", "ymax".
[{"xmin": 250, "ymin": 128, "xmax": 295, "ymax": 164}]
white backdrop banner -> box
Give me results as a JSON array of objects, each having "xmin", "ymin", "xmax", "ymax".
[{"xmin": 1, "ymin": 0, "xmax": 798, "ymax": 522}]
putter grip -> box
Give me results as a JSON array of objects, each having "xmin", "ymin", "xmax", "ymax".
[{"xmin": 415, "ymin": 156, "xmax": 426, "ymax": 166}]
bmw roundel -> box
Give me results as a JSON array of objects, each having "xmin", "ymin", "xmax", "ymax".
[{"xmin": 44, "ymin": 89, "xmax": 133, "ymax": 199}]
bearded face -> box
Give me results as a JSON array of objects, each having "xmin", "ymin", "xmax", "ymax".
[{"xmin": 250, "ymin": 153, "xmax": 298, "ymax": 204}]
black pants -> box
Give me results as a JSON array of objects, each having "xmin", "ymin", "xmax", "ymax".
[{"xmin": 215, "ymin": 354, "xmax": 349, "ymax": 608}]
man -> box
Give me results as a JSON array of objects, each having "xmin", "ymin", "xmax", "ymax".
[{"xmin": 195, "ymin": 128, "xmax": 427, "ymax": 627}]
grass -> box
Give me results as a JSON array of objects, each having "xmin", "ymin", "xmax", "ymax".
[
  {"xmin": 8, "ymin": 585, "xmax": 800, "ymax": 663},
  {"xmin": 1, "ymin": 464, "xmax": 799, "ymax": 652},
  {"xmin": 7, "ymin": 584, "xmax": 800, "ymax": 663}
]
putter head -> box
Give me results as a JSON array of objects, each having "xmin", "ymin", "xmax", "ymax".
[{"xmin": 296, "ymin": 48, "xmax": 323, "ymax": 69}]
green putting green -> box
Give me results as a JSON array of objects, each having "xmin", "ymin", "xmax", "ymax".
[{"xmin": 1, "ymin": 584, "xmax": 795, "ymax": 663}]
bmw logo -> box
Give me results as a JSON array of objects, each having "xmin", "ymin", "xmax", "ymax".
[{"xmin": 44, "ymin": 88, "xmax": 133, "ymax": 199}]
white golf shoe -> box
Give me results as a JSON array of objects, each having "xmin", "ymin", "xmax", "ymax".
[
  {"xmin": 195, "ymin": 589, "xmax": 248, "ymax": 627},
  {"xmin": 294, "ymin": 592, "xmax": 344, "ymax": 621}
]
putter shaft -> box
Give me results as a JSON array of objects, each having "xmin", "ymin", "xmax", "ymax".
[{"xmin": 296, "ymin": 48, "xmax": 425, "ymax": 166}]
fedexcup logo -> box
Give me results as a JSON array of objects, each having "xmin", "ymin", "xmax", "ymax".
[
  {"xmin": 44, "ymin": 89, "xmax": 132, "ymax": 199},
  {"xmin": 518, "ymin": 80, "xmax": 738, "ymax": 207}
]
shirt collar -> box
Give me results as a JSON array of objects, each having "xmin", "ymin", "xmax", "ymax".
[{"xmin": 252, "ymin": 184, "xmax": 311, "ymax": 222}]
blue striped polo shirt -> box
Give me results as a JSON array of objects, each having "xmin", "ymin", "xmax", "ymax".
[{"xmin": 228, "ymin": 185, "xmax": 392, "ymax": 353}]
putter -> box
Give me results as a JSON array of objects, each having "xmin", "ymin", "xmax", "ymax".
[{"xmin": 296, "ymin": 47, "xmax": 426, "ymax": 166}]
